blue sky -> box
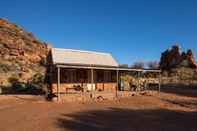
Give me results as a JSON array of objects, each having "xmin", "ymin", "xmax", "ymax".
[{"xmin": 1, "ymin": 0, "xmax": 197, "ymax": 65}]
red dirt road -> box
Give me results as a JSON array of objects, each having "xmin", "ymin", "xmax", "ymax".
[{"xmin": 0, "ymin": 89, "xmax": 197, "ymax": 131}]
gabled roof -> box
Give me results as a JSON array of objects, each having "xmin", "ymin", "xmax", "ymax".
[{"xmin": 51, "ymin": 48, "xmax": 119, "ymax": 67}]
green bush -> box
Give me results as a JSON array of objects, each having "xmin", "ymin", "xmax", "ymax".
[
  {"xmin": 6, "ymin": 73, "xmax": 47, "ymax": 94},
  {"xmin": 29, "ymin": 73, "xmax": 47, "ymax": 94},
  {"xmin": 31, "ymin": 73, "xmax": 44, "ymax": 86},
  {"xmin": 8, "ymin": 74, "xmax": 19, "ymax": 84},
  {"xmin": 12, "ymin": 82, "xmax": 27, "ymax": 92},
  {"xmin": 8, "ymin": 75, "xmax": 28, "ymax": 93}
]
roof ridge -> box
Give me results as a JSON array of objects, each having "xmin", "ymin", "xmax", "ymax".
[{"xmin": 53, "ymin": 48, "xmax": 111, "ymax": 56}]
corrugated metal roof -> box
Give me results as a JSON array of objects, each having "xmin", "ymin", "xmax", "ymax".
[{"xmin": 51, "ymin": 48, "xmax": 119, "ymax": 67}]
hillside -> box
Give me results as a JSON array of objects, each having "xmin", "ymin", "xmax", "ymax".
[
  {"xmin": 159, "ymin": 45, "xmax": 197, "ymax": 87},
  {"xmin": 0, "ymin": 18, "xmax": 50, "ymax": 87}
]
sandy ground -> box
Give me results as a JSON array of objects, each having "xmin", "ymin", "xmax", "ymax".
[{"xmin": 0, "ymin": 88, "xmax": 197, "ymax": 131}]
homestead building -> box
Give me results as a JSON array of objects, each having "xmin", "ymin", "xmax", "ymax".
[{"xmin": 48, "ymin": 48, "xmax": 161, "ymax": 101}]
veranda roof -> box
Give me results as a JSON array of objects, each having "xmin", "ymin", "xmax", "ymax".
[{"xmin": 51, "ymin": 48, "xmax": 119, "ymax": 67}]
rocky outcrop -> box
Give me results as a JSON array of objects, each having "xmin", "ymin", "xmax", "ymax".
[
  {"xmin": 0, "ymin": 18, "xmax": 51, "ymax": 86},
  {"xmin": 160, "ymin": 45, "xmax": 197, "ymax": 70}
]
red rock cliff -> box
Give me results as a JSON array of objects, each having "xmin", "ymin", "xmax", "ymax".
[{"xmin": 0, "ymin": 18, "xmax": 51, "ymax": 85}]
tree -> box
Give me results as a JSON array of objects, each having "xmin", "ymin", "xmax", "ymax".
[
  {"xmin": 119, "ymin": 64, "xmax": 129, "ymax": 68},
  {"xmin": 147, "ymin": 61, "xmax": 159, "ymax": 69},
  {"xmin": 131, "ymin": 61, "xmax": 145, "ymax": 69}
]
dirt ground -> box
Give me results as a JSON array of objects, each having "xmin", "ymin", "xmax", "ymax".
[{"xmin": 0, "ymin": 88, "xmax": 197, "ymax": 131}]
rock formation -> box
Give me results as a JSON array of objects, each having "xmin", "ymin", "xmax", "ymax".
[
  {"xmin": 160, "ymin": 45, "xmax": 197, "ymax": 70},
  {"xmin": 0, "ymin": 18, "xmax": 51, "ymax": 86}
]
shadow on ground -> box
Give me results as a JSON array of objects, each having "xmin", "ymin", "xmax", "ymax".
[
  {"xmin": 57, "ymin": 108, "xmax": 197, "ymax": 131},
  {"xmin": 160, "ymin": 98, "xmax": 197, "ymax": 109},
  {"xmin": 150, "ymin": 85, "xmax": 197, "ymax": 98},
  {"xmin": 0, "ymin": 84, "xmax": 46, "ymax": 95}
]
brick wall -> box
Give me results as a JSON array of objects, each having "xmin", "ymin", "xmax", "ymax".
[{"xmin": 52, "ymin": 82, "xmax": 116, "ymax": 94}]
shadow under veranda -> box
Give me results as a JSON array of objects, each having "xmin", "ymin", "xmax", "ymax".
[{"xmin": 56, "ymin": 107, "xmax": 197, "ymax": 131}]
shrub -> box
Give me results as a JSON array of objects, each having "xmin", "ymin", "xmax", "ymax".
[
  {"xmin": 119, "ymin": 64, "xmax": 129, "ymax": 68},
  {"xmin": 120, "ymin": 75, "xmax": 137, "ymax": 90},
  {"xmin": 12, "ymin": 82, "xmax": 27, "ymax": 92},
  {"xmin": 31, "ymin": 73, "xmax": 44, "ymax": 86},
  {"xmin": 143, "ymin": 72, "xmax": 157, "ymax": 78},
  {"xmin": 147, "ymin": 61, "xmax": 159, "ymax": 69},
  {"xmin": 28, "ymin": 73, "xmax": 47, "ymax": 94},
  {"xmin": 8, "ymin": 75, "xmax": 28, "ymax": 93},
  {"xmin": 8, "ymin": 74, "xmax": 19, "ymax": 84},
  {"xmin": 131, "ymin": 61, "xmax": 145, "ymax": 69}
]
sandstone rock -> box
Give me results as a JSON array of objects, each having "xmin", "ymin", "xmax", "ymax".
[
  {"xmin": 0, "ymin": 18, "xmax": 51, "ymax": 86},
  {"xmin": 160, "ymin": 45, "xmax": 197, "ymax": 70},
  {"xmin": 186, "ymin": 49, "xmax": 197, "ymax": 68}
]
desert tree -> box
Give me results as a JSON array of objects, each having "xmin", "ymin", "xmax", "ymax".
[
  {"xmin": 147, "ymin": 61, "xmax": 159, "ymax": 69},
  {"xmin": 131, "ymin": 61, "xmax": 145, "ymax": 69},
  {"xmin": 119, "ymin": 64, "xmax": 129, "ymax": 68}
]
